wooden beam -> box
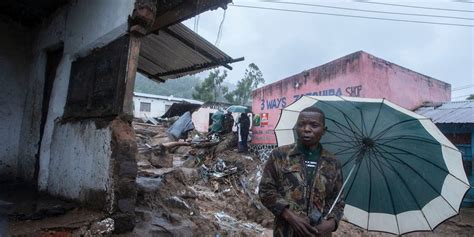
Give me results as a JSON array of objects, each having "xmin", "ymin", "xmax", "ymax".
[{"xmin": 122, "ymin": 36, "xmax": 142, "ymax": 117}]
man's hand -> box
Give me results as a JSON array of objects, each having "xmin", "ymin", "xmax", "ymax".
[
  {"xmin": 315, "ymin": 218, "xmax": 336, "ymax": 234},
  {"xmin": 282, "ymin": 208, "xmax": 319, "ymax": 237}
]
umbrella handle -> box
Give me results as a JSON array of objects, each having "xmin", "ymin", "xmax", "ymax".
[{"xmin": 324, "ymin": 160, "xmax": 359, "ymax": 219}]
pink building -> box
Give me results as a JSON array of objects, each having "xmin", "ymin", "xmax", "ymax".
[{"xmin": 252, "ymin": 51, "xmax": 451, "ymax": 146}]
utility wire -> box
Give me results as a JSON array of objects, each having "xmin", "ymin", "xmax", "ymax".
[
  {"xmin": 454, "ymin": 0, "xmax": 474, "ymax": 3},
  {"xmin": 359, "ymin": 1, "xmax": 474, "ymax": 13},
  {"xmin": 215, "ymin": 10, "xmax": 227, "ymax": 46},
  {"xmin": 452, "ymin": 84, "xmax": 474, "ymax": 91},
  {"xmin": 230, "ymin": 4, "xmax": 474, "ymax": 27},
  {"xmin": 257, "ymin": 0, "xmax": 474, "ymax": 20}
]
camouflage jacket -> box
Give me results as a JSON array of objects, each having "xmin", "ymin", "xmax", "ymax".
[{"xmin": 259, "ymin": 143, "xmax": 345, "ymax": 237}]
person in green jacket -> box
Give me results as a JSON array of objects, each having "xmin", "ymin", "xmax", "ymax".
[{"xmin": 259, "ymin": 106, "xmax": 345, "ymax": 237}]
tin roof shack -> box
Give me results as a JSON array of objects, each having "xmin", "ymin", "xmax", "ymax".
[
  {"xmin": 415, "ymin": 101, "xmax": 474, "ymax": 207},
  {"xmin": 251, "ymin": 51, "xmax": 451, "ymax": 145},
  {"xmin": 0, "ymin": 0, "xmax": 239, "ymax": 232}
]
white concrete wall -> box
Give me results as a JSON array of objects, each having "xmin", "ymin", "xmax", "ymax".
[
  {"xmin": 7, "ymin": 0, "xmax": 135, "ymax": 203},
  {"xmin": 17, "ymin": 8, "xmax": 68, "ymax": 181},
  {"xmin": 133, "ymin": 97, "xmax": 174, "ymax": 118},
  {"xmin": 48, "ymin": 121, "xmax": 112, "ymax": 206},
  {"xmin": 38, "ymin": 0, "xmax": 134, "ymax": 200},
  {"xmin": 0, "ymin": 21, "xmax": 31, "ymax": 180},
  {"xmin": 193, "ymin": 107, "xmax": 217, "ymax": 133}
]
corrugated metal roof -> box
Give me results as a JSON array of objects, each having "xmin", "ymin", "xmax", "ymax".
[
  {"xmin": 415, "ymin": 100, "xmax": 474, "ymax": 123},
  {"xmin": 138, "ymin": 23, "xmax": 243, "ymax": 82},
  {"xmin": 133, "ymin": 92, "xmax": 203, "ymax": 104}
]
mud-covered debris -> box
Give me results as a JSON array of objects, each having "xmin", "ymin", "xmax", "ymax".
[
  {"xmin": 132, "ymin": 120, "xmax": 275, "ymax": 236},
  {"xmin": 240, "ymin": 175, "xmax": 264, "ymax": 210},
  {"xmin": 134, "ymin": 128, "xmax": 159, "ymax": 137},
  {"xmin": 214, "ymin": 211, "xmax": 265, "ymax": 234},
  {"xmin": 150, "ymin": 149, "xmax": 173, "ymax": 168},
  {"xmin": 90, "ymin": 218, "xmax": 114, "ymax": 235},
  {"xmin": 166, "ymin": 196, "xmax": 191, "ymax": 210},
  {"xmin": 136, "ymin": 177, "xmax": 163, "ymax": 193}
]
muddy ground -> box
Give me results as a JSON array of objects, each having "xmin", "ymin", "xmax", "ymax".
[
  {"xmin": 128, "ymin": 122, "xmax": 274, "ymax": 236},
  {"xmin": 4, "ymin": 122, "xmax": 474, "ymax": 236}
]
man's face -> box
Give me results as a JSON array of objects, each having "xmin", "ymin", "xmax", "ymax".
[{"xmin": 296, "ymin": 111, "xmax": 325, "ymax": 148}]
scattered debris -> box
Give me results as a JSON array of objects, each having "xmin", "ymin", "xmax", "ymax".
[
  {"xmin": 214, "ymin": 211, "xmax": 265, "ymax": 234},
  {"xmin": 9, "ymin": 118, "xmax": 472, "ymax": 236},
  {"xmin": 132, "ymin": 120, "xmax": 274, "ymax": 236},
  {"xmin": 131, "ymin": 119, "xmax": 474, "ymax": 237},
  {"xmin": 90, "ymin": 218, "xmax": 115, "ymax": 235}
]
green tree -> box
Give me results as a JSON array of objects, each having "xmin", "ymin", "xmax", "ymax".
[
  {"xmin": 225, "ymin": 63, "xmax": 265, "ymax": 105},
  {"xmin": 467, "ymin": 94, "xmax": 474, "ymax": 100},
  {"xmin": 192, "ymin": 69, "xmax": 228, "ymax": 102},
  {"xmin": 134, "ymin": 73, "xmax": 201, "ymax": 99}
]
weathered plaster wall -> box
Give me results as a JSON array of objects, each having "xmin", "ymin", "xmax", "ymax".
[
  {"xmin": 360, "ymin": 53, "xmax": 451, "ymax": 110},
  {"xmin": 5, "ymin": 0, "xmax": 134, "ymax": 196},
  {"xmin": 251, "ymin": 51, "xmax": 451, "ymax": 145},
  {"xmin": 0, "ymin": 22, "xmax": 31, "ymax": 180},
  {"xmin": 63, "ymin": 0, "xmax": 133, "ymax": 56},
  {"xmin": 17, "ymin": 8, "xmax": 68, "ymax": 182},
  {"xmin": 192, "ymin": 107, "xmax": 217, "ymax": 133},
  {"xmin": 30, "ymin": 0, "xmax": 134, "ymax": 193},
  {"xmin": 48, "ymin": 121, "xmax": 112, "ymax": 205},
  {"xmin": 251, "ymin": 52, "xmax": 366, "ymax": 144}
]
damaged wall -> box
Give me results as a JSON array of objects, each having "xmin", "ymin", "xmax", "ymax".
[
  {"xmin": 5, "ymin": 0, "xmax": 135, "ymax": 199},
  {"xmin": 9, "ymin": 0, "xmax": 134, "ymax": 184},
  {"xmin": 0, "ymin": 21, "xmax": 32, "ymax": 180},
  {"xmin": 33, "ymin": 0, "xmax": 135, "ymax": 201}
]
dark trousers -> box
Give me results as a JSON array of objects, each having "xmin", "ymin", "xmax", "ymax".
[{"xmin": 238, "ymin": 132, "xmax": 249, "ymax": 152}]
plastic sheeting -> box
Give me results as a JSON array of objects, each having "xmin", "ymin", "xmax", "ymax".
[{"xmin": 167, "ymin": 111, "xmax": 194, "ymax": 140}]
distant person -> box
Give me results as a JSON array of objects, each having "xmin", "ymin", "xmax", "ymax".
[
  {"xmin": 237, "ymin": 113, "xmax": 250, "ymax": 153},
  {"xmin": 223, "ymin": 111, "xmax": 234, "ymax": 134},
  {"xmin": 259, "ymin": 106, "xmax": 344, "ymax": 237}
]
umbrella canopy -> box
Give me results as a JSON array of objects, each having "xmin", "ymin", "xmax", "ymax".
[
  {"xmin": 226, "ymin": 105, "xmax": 251, "ymax": 113},
  {"xmin": 275, "ymin": 96, "xmax": 470, "ymax": 235},
  {"xmin": 210, "ymin": 110, "xmax": 225, "ymax": 133}
]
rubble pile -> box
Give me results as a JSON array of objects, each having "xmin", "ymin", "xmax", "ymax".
[
  {"xmin": 132, "ymin": 121, "xmax": 274, "ymax": 236},
  {"xmin": 5, "ymin": 120, "xmax": 473, "ymax": 236},
  {"xmin": 131, "ymin": 121, "xmax": 474, "ymax": 237}
]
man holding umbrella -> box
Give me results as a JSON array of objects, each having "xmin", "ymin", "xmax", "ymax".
[{"xmin": 259, "ymin": 106, "xmax": 344, "ymax": 237}]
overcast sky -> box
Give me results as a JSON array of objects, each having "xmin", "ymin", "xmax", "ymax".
[{"xmin": 183, "ymin": 0, "xmax": 474, "ymax": 101}]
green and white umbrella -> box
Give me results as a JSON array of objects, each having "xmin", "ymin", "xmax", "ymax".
[
  {"xmin": 226, "ymin": 105, "xmax": 251, "ymax": 113},
  {"xmin": 275, "ymin": 96, "xmax": 470, "ymax": 235}
]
